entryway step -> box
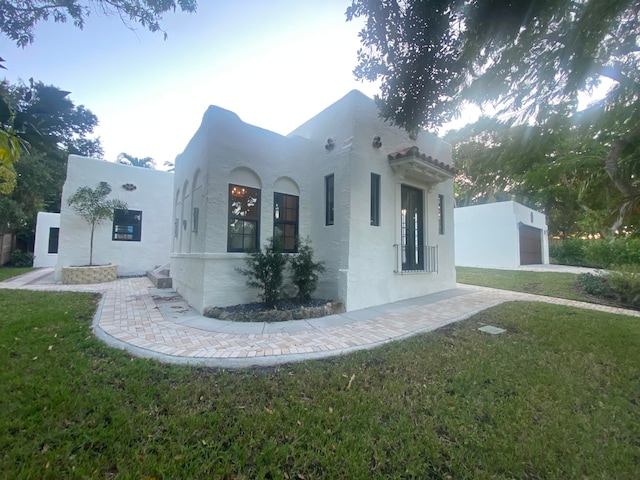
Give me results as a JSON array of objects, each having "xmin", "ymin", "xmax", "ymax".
[{"xmin": 147, "ymin": 264, "xmax": 172, "ymax": 289}]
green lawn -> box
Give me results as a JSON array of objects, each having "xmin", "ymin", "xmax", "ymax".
[
  {"xmin": 456, "ymin": 266, "xmax": 592, "ymax": 301},
  {"xmin": 0, "ymin": 266, "xmax": 34, "ymax": 282},
  {"xmin": 1, "ymin": 290, "xmax": 639, "ymax": 479}
]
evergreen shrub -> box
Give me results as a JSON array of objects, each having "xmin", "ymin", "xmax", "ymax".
[{"xmin": 290, "ymin": 238, "xmax": 325, "ymax": 303}]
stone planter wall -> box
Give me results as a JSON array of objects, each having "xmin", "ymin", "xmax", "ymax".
[{"xmin": 62, "ymin": 264, "xmax": 118, "ymax": 284}]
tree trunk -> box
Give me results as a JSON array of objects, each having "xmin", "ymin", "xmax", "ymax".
[
  {"xmin": 89, "ymin": 223, "xmax": 95, "ymax": 266},
  {"xmin": 603, "ymin": 121, "xmax": 640, "ymax": 235},
  {"xmin": 604, "ymin": 121, "xmax": 640, "ymax": 199}
]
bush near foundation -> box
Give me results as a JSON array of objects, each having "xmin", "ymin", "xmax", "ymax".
[
  {"xmin": 236, "ymin": 237, "xmax": 326, "ymax": 311},
  {"xmin": 290, "ymin": 238, "xmax": 325, "ymax": 303},
  {"xmin": 237, "ymin": 237, "xmax": 288, "ymax": 309}
]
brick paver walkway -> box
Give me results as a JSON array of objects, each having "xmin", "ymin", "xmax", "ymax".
[{"xmin": 2, "ymin": 268, "xmax": 638, "ymax": 367}]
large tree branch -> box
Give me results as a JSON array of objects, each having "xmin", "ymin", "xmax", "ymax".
[
  {"xmin": 604, "ymin": 120, "xmax": 640, "ymax": 198},
  {"xmin": 596, "ymin": 64, "xmax": 640, "ymax": 93}
]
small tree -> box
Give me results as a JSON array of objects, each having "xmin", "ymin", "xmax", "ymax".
[
  {"xmin": 67, "ymin": 182, "xmax": 126, "ymax": 265},
  {"xmin": 237, "ymin": 237, "xmax": 288, "ymax": 308},
  {"xmin": 290, "ymin": 237, "xmax": 325, "ymax": 303}
]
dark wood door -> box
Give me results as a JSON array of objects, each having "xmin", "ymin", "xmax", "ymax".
[{"xmin": 519, "ymin": 224, "xmax": 542, "ymax": 265}]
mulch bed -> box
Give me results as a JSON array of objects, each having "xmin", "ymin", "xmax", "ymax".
[{"xmin": 203, "ymin": 299, "xmax": 345, "ymax": 322}]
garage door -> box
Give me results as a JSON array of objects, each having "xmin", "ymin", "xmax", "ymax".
[{"xmin": 519, "ymin": 224, "xmax": 542, "ymax": 265}]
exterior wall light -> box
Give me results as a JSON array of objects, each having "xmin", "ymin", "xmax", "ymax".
[{"xmin": 372, "ymin": 136, "xmax": 382, "ymax": 148}]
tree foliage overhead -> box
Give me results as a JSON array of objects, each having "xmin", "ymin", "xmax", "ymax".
[
  {"xmin": 0, "ymin": 78, "xmax": 101, "ymax": 194},
  {"xmin": 348, "ymin": 0, "xmax": 640, "ymax": 235},
  {"xmin": 0, "ymin": 0, "xmax": 198, "ymax": 47}
]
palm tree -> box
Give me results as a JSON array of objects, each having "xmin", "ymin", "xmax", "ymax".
[{"xmin": 116, "ymin": 152, "xmax": 156, "ymax": 169}]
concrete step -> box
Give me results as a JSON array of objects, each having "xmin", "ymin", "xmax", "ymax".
[{"xmin": 147, "ymin": 263, "xmax": 172, "ymax": 289}]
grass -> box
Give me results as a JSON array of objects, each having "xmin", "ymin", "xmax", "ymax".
[
  {"xmin": 0, "ymin": 266, "xmax": 34, "ymax": 282},
  {"xmin": 456, "ymin": 266, "xmax": 592, "ymax": 301},
  {"xmin": 2, "ymin": 290, "xmax": 639, "ymax": 478}
]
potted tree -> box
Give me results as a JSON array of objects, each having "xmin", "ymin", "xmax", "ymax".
[{"xmin": 61, "ymin": 181, "xmax": 127, "ymax": 284}]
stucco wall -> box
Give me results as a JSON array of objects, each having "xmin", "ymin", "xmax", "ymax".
[
  {"xmin": 171, "ymin": 106, "xmax": 313, "ymax": 309},
  {"xmin": 55, "ymin": 155, "xmax": 173, "ymax": 279},
  {"xmin": 454, "ymin": 201, "xmax": 549, "ymax": 268},
  {"xmin": 33, "ymin": 212, "xmax": 60, "ymax": 268},
  {"xmin": 172, "ymin": 90, "xmax": 457, "ymax": 313},
  {"xmin": 343, "ymin": 92, "xmax": 456, "ymax": 310},
  {"xmin": 289, "ymin": 90, "xmax": 457, "ymax": 310}
]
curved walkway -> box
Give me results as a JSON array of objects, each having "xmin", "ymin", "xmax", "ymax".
[{"xmin": 2, "ymin": 267, "xmax": 638, "ymax": 368}]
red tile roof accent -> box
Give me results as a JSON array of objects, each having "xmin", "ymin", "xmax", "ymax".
[{"xmin": 387, "ymin": 146, "xmax": 458, "ymax": 175}]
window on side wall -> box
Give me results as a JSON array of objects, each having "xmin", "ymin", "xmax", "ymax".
[
  {"xmin": 192, "ymin": 207, "xmax": 199, "ymax": 234},
  {"xmin": 228, "ymin": 184, "xmax": 260, "ymax": 252},
  {"xmin": 438, "ymin": 194, "xmax": 445, "ymax": 235},
  {"xmin": 371, "ymin": 173, "xmax": 380, "ymax": 226},
  {"xmin": 274, "ymin": 192, "xmax": 299, "ymax": 253},
  {"xmin": 48, "ymin": 227, "xmax": 59, "ymax": 253},
  {"xmin": 325, "ymin": 174, "xmax": 334, "ymax": 226},
  {"xmin": 112, "ymin": 209, "xmax": 142, "ymax": 241}
]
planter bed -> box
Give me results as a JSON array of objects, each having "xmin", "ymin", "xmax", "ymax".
[
  {"xmin": 204, "ymin": 299, "xmax": 345, "ymax": 322},
  {"xmin": 61, "ymin": 264, "xmax": 117, "ymax": 284}
]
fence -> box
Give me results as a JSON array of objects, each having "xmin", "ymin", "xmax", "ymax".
[{"xmin": 0, "ymin": 233, "xmax": 15, "ymax": 266}]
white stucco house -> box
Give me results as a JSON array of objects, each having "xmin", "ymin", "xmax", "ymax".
[
  {"xmin": 33, "ymin": 211, "xmax": 60, "ymax": 268},
  {"xmin": 54, "ymin": 155, "xmax": 173, "ymax": 280},
  {"xmin": 171, "ymin": 90, "xmax": 457, "ymax": 313},
  {"xmin": 454, "ymin": 201, "xmax": 549, "ymax": 268}
]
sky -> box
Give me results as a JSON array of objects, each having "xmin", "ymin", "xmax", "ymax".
[{"xmin": 0, "ymin": 0, "xmax": 386, "ymax": 166}]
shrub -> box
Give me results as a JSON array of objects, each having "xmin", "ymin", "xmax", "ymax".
[
  {"xmin": 551, "ymin": 238, "xmax": 586, "ymax": 266},
  {"xmin": 237, "ymin": 237, "xmax": 288, "ymax": 308},
  {"xmin": 576, "ymin": 273, "xmax": 613, "ymax": 299},
  {"xmin": 552, "ymin": 238, "xmax": 640, "ymax": 268},
  {"xmin": 606, "ymin": 265, "xmax": 640, "ymax": 308},
  {"xmin": 7, "ymin": 250, "xmax": 34, "ymax": 267},
  {"xmin": 290, "ymin": 237, "xmax": 325, "ymax": 303}
]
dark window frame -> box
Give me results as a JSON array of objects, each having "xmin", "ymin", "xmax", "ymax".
[
  {"xmin": 192, "ymin": 207, "xmax": 199, "ymax": 234},
  {"xmin": 325, "ymin": 174, "xmax": 334, "ymax": 226},
  {"xmin": 112, "ymin": 209, "xmax": 142, "ymax": 242},
  {"xmin": 401, "ymin": 185, "xmax": 424, "ymax": 271},
  {"xmin": 273, "ymin": 192, "xmax": 299, "ymax": 253},
  {"xmin": 48, "ymin": 227, "xmax": 59, "ymax": 254},
  {"xmin": 227, "ymin": 183, "xmax": 261, "ymax": 252},
  {"xmin": 370, "ymin": 173, "xmax": 381, "ymax": 226}
]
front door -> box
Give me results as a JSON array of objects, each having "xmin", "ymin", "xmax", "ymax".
[{"xmin": 401, "ymin": 185, "xmax": 424, "ymax": 271}]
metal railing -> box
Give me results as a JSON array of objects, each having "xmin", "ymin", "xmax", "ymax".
[{"xmin": 393, "ymin": 244, "xmax": 438, "ymax": 273}]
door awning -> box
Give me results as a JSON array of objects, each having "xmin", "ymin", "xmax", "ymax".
[{"xmin": 388, "ymin": 146, "xmax": 457, "ymax": 184}]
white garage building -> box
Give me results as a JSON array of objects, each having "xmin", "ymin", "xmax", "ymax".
[{"xmin": 454, "ymin": 201, "xmax": 549, "ymax": 268}]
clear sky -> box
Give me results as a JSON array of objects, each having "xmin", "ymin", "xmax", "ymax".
[{"xmin": 0, "ymin": 0, "xmax": 382, "ymax": 166}]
